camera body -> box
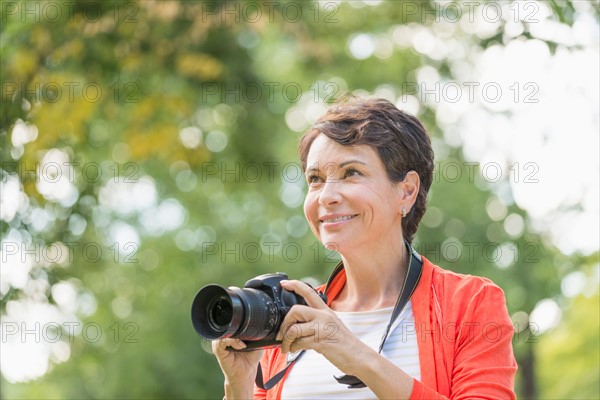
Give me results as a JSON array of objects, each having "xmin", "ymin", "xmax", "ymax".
[{"xmin": 191, "ymin": 273, "xmax": 327, "ymax": 350}]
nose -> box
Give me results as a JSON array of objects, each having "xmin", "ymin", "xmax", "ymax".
[{"xmin": 318, "ymin": 179, "xmax": 342, "ymax": 206}]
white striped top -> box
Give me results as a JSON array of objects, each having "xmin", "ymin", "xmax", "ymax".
[{"xmin": 281, "ymin": 301, "xmax": 420, "ymax": 399}]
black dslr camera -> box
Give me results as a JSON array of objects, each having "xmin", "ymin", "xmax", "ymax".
[{"xmin": 191, "ymin": 273, "xmax": 327, "ymax": 350}]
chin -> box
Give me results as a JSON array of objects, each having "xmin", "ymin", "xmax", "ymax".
[
  {"xmin": 324, "ymin": 241, "xmax": 340, "ymax": 251},
  {"xmin": 318, "ymin": 235, "xmax": 351, "ymax": 253}
]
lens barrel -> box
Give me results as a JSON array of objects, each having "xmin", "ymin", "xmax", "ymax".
[
  {"xmin": 191, "ymin": 284, "xmax": 280, "ymax": 341},
  {"xmin": 192, "ymin": 285, "xmax": 244, "ymax": 340}
]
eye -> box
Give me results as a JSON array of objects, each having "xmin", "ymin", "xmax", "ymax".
[
  {"xmin": 307, "ymin": 174, "xmax": 322, "ymax": 184},
  {"xmin": 344, "ymin": 168, "xmax": 361, "ymax": 178}
]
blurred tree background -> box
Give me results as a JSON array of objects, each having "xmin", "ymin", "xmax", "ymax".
[{"xmin": 1, "ymin": 1, "xmax": 598, "ymax": 399}]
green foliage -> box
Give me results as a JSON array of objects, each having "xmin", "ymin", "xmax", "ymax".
[{"xmin": 536, "ymin": 292, "xmax": 600, "ymax": 399}]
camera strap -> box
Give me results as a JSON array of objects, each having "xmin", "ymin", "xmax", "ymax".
[
  {"xmin": 334, "ymin": 241, "xmax": 422, "ymax": 388},
  {"xmin": 255, "ymin": 241, "xmax": 423, "ymax": 391},
  {"xmin": 255, "ymin": 350, "xmax": 305, "ymax": 390}
]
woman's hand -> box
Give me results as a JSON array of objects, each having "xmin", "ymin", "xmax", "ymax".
[
  {"xmin": 212, "ymin": 338, "xmax": 264, "ymax": 398},
  {"xmin": 275, "ymin": 280, "xmax": 415, "ymax": 399},
  {"xmin": 275, "ymin": 280, "xmax": 372, "ymax": 376},
  {"xmin": 212, "ymin": 338, "xmax": 264, "ymax": 381}
]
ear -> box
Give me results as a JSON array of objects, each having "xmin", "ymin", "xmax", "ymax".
[{"xmin": 399, "ymin": 171, "xmax": 420, "ymax": 215}]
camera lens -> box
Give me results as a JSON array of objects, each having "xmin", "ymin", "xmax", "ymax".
[
  {"xmin": 192, "ymin": 285, "xmax": 244, "ymax": 340},
  {"xmin": 208, "ymin": 296, "xmax": 233, "ymax": 328},
  {"xmin": 235, "ymin": 289, "xmax": 279, "ymax": 341},
  {"xmin": 191, "ymin": 284, "xmax": 280, "ymax": 341}
]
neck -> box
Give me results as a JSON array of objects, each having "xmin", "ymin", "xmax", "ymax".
[{"xmin": 332, "ymin": 240, "xmax": 409, "ymax": 312}]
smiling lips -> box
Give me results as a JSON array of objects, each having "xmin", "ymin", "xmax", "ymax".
[{"xmin": 320, "ymin": 214, "xmax": 358, "ymax": 224}]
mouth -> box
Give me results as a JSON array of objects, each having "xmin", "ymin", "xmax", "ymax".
[{"xmin": 320, "ymin": 214, "xmax": 358, "ymax": 223}]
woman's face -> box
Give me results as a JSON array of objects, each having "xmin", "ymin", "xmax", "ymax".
[{"xmin": 303, "ymin": 134, "xmax": 405, "ymax": 254}]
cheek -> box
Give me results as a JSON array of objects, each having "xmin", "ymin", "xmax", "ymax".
[
  {"xmin": 303, "ymin": 193, "xmax": 320, "ymax": 231},
  {"xmin": 303, "ymin": 193, "xmax": 315, "ymax": 221}
]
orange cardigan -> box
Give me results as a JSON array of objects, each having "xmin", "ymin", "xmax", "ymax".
[{"xmin": 255, "ymin": 256, "xmax": 517, "ymax": 399}]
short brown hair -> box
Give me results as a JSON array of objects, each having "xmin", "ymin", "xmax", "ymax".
[{"xmin": 298, "ymin": 98, "xmax": 434, "ymax": 243}]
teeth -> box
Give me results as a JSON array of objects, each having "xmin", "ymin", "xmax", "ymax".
[{"xmin": 323, "ymin": 215, "xmax": 354, "ymax": 223}]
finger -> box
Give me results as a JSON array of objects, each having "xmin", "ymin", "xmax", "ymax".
[
  {"xmin": 226, "ymin": 339, "xmax": 247, "ymax": 350},
  {"xmin": 280, "ymin": 280, "xmax": 328, "ymax": 310},
  {"xmin": 275, "ymin": 306, "xmax": 318, "ymax": 341},
  {"xmin": 213, "ymin": 338, "xmax": 246, "ymax": 354},
  {"xmin": 279, "ymin": 322, "xmax": 313, "ymax": 353},
  {"xmin": 288, "ymin": 335, "xmax": 320, "ymax": 354}
]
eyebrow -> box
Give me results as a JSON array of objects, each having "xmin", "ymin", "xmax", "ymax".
[{"xmin": 305, "ymin": 159, "xmax": 367, "ymax": 173}]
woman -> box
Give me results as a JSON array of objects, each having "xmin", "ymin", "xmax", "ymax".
[{"xmin": 212, "ymin": 98, "xmax": 517, "ymax": 399}]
